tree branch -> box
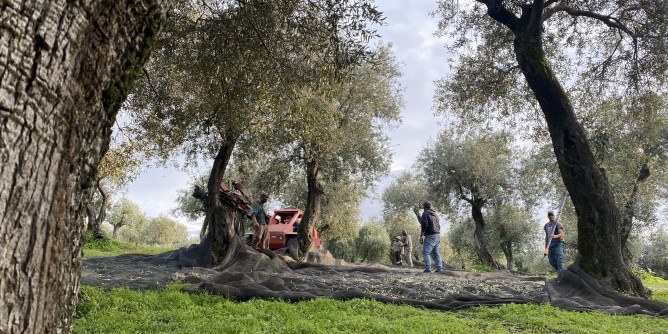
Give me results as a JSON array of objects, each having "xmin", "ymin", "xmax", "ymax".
[
  {"xmin": 458, "ymin": 184, "xmax": 473, "ymax": 204},
  {"xmin": 526, "ymin": 0, "xmax": 544, "ymax": 35},
  {"xmin": 542, "ymin": 4, "xmax": 636, "ymax": 38},
  {"xmin": 236, "ymin": 0, "xmax": 274, "ymax": 56},
  {"xmin": 476, "ymin": 0, "xmax": 520, "ymax": 32}
]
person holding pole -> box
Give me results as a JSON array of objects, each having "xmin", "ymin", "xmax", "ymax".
[{"xmin": 543, "ymin": 210, "xmax": 565, "ymax": 273}]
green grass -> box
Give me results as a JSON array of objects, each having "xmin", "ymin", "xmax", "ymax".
[
  {"xmin": 83, "ymin": 234, "xmax": 177, "ymax": 257},
  {"xmin": 73, "ymin": 276, "xmax": 668, "ymax": 334},
  {"xmin": 635, "ymin": 270, "xmax": 668, "ymax": 302}
]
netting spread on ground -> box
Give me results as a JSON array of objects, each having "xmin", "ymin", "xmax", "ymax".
[{"xmin": 81, "ymin": 243, "xmax": 668, "ymax": 318}]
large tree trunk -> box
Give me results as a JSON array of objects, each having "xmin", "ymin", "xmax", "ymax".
[
  {"xmin": 620, "ymin": 163, "xmax": 650, "ymax": 266},
  {"xmin": 0, "ymin": 1, "xmax": 168, "ymax": 333},
  {"xmin": 89, "ymin": 179, "xmax": 110, "ymax": 239},
  {"xmin": 509, "ymin": 5, "xmax": 645, "ymax": 296},
  {"xmin": 470, "ymin": 200, "xmax": 504, "ymax": 269},
  {"xmin": 112, "ymin": 221, "xmax": 125, "ymax": 239},
  {"xmin": 207, "ymin": 140, "xmax": 245, "ymax": 268},
  {"xmin": 501, "ymin": 241, "xmax": 513, "ymax": 270},
  {"xmin": 299, "ymin": 159, "xmax": 323, "ymax": 254}
]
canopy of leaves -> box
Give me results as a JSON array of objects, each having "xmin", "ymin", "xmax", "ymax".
[
  {"xmin": 355, "ymin": 222, "xmax": 390, "ymax": 263},
  {"xmin": 142, "ymin": 215, "xmax": 191, "ymax": 247},
  {"xmin": 173, "ymin": 173, "xmax": 210, "ymax": 222},
  {"xmin": 234, "ymin": 44, "xmax": 403, "ymax": 192},
  {"xmin": 418, "ymin": 131, "xmax": 514, "ymax": 214},
  {"xmin": 641, "ymin": 228, "xmax": 668, "ymax": 279},
  {"xmin": 126, "ymin": 0, "xmax": 386, "ymax": 167},
  {"xmin": 278, "ymin": 172, "xmax": 364, "ymax": 240},
  {"xmin": 107, "ymin": 198, "xmax": 149, "ymax": 242},
  {"xmin": 583, "ymin": 92, "xmax": 668, "ymax": 227},
  {"xmin": 486, "ymin": 203, "xmax": 541, "ymax": 255},
  {"xmin": 381, "ymin": 171, "xmax": 429, "ymax": 220},
  {"xmin": 434, "ymin": 0, "xmax": 668, "ymax": 136}
]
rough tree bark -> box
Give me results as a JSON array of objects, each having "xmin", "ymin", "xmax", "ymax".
[
  {"xmin": 468, "ymin": 198, "xmax": 504, "ymax": 269},
  {"xmin": 482, "ymin": 1, "xmax": 646, "ymax": 295},
  {"xmin": 501, "ymin": 241, "xmax": 513, "ymax": 270},
  {"xmin": 86, "ymin": 179, "xmax": 110, "ymax": 239},
  {"xmin": 621, "ymin": 163, "xmax": 650, "ymax": 266},
  {"xmin": 0, "ymin": 1, "xmax": 169, "ymax": 333},
  {"xmin": 206, "ymin": 139, "xmax": 246, "ymax": 268},
  {"xmin": 299, "ymin": 159, "xmax": 323, "ymax": 254},
  {"xmin": 111, "ymin": 219, "xmax": 125, "ymax": 239}
]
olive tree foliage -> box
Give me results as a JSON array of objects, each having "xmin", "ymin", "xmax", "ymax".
[
  {"xmin": 447, "ymin": 204, "xmax": 537, "ymax": 271},
  {"xmin": 434, "ymin": 0, "xmax": 668, "ymax": 296},
  {"xmin": 486, "ymin": 203, "xmax": 539, "ymax": 270},
  {"xmin": 383, "ymin": 210, "xmax": 420, "ymax": 241},
  {"xmin": 418, "ymin": 131, "xmax": 516, "ymax": 269},
  {"xmin": 107, "ymin": 198, "xmax": 149, "ymax": 240},
  {"xmin": 126, "ymin": 0, "xmax": 386, "ymax": 266},
  {"xmin": 278, "ymin": 172, "xmax": 363, "ymax": 241},
  {"xmin": 448, "ymin": 217, "xmax": 480, "ymax": 269},
  {"xmin": 325, "ymin": 237, "xmax": 358, "ymax": 262},
  {"xmin": 87, "ymin": 140, "xmax": 145, "ymax": 239},
  {"xmin": 355, "ymin": 221, "xmax": 391, "ymax": 263},
  {"xmin": 582, "ymin": 92, "xmax": 668, "ymax": 265},
  {"xmin": 110, "ymin": 198, "xmax": 190, "ymax": 246},
  {"xmin": 381, "ymin": 171, "xmax": 430, "ymax": 223},
  {"xmin": 173, "ymin": 173, "xmax": 210, "ymax": 222},
  {"xmin": 640, "ymin": 228, "xmax": 668, "ymax": 279},
  {"xmin": 233, "ymin": 45, "xmax": 403, "ymax": 254},
  {"xmin": 141, "ymin": 215, "xmax": 191, "ymax": 247}
]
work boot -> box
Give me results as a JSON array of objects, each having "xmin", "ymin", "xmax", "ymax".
[
  {"xmin": 435, "ymin": 268, "xmax": 442, "ymax": 272},
  {"xmin": 423, "ymin": 269, "xmax": 431, "ymax": 273}
]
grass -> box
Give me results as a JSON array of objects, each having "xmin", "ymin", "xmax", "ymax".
[
  {"xmin": 635, "ymin": 270, "xmax": 668, "ymax": 302},
  {"xmin": 82, "ymin": 234, "xmax": 177, "ymax": 257},
  {"xmin": 73, "ymin": 283, "xmax": 668, "ymax": 334}
]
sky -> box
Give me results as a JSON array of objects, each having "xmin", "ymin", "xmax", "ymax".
[{"xmin": 123, "ymin": 1, "xmax": 450, "ymax": 236}]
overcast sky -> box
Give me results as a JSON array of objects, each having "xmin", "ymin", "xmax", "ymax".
[{"xmin": 124, "ymin": 1, "xmax": 450, "ymax": 236}]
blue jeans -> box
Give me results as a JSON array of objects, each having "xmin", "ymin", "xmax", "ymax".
[
  {"xmin": 422, "ymin": 234, "xmax": 442, "ymax": 271},
  {"xmin": 548, "ymin": 242, "xmax": 564, "ymax": 273}
]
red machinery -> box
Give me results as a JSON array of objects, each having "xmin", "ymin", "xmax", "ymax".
[{"xmin": 246, "ymin": 208, "xmax": 321, "ymax": 250}]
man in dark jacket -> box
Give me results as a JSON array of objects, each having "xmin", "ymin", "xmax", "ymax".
[{"xmin": 419, "ymin": 201, "xmax": 442, "ymax": 273}]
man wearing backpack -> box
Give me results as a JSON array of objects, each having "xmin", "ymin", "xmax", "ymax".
[{"xmin": 419, "ymin": 201, "xmax": 443, "ymax": 273}]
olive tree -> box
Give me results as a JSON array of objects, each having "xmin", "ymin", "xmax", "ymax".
[
  {"xmin": 418, "ymin": 131, "xmax": 515, "ymax": 269},
  {"xmin": 127, "ymin": 0, "xmax": 385, "ymax": 266},
  {"xmin": 233, "ymin": 45, "xmax": 403, "ymax": 254},
  {"xmin": 87, "ymin": 141, "xmax": 144, "ymax": 239},
  {"xmin": 381, "ymin": 171, "xmax": 430, "ymax": 223},
  {"xmin": 107, "ymin": 198, "xmax": 149, "ymax": 240},
  {"xmin": 434, "ymin": 0, "xmax": 668, "ymax": 296}
]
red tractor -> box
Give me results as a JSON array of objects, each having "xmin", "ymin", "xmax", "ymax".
[
  {"xmin": 205, "ymin": 180, "xmax": 321, "ymax": 252},
  {"xmin": 246, "ymin": 208, "xmax": 321, "ymax": 251}
]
